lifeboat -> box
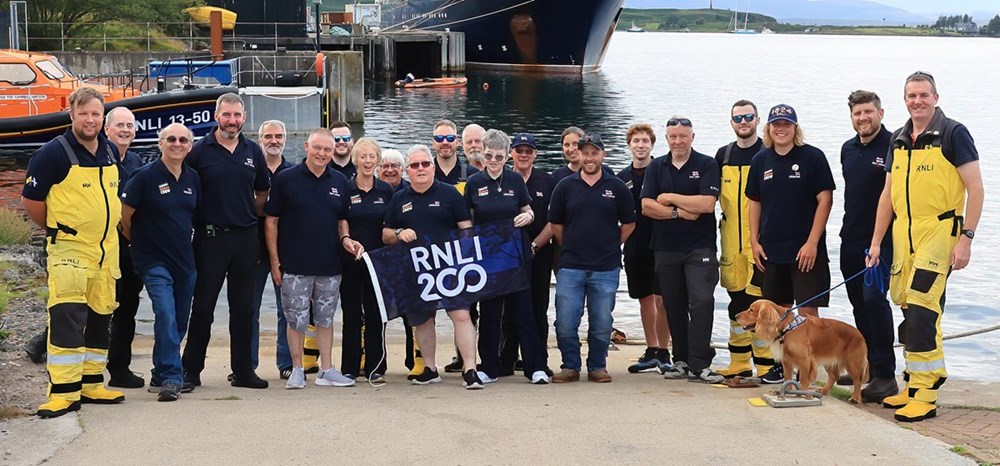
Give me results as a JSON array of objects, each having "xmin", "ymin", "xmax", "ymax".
[
  {"xmin": 184, "ymin": 6, "xmax": 238, "ymax": 31},
  {"xmin": 395, "ymin": 74, "xmax": 468, "ymax": 89},
  {"xmin": 0, "ymin": 50, "xmax": 139, "ymax": 118}
]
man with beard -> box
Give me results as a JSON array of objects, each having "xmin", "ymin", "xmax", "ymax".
[
  {"xmin": 462, "ymin": 124, "xmax": 486, "ymax": 171},
  {"xmin": 182, "ymin": 93, "xmax": 271, "ymax": 389},
  {"xmin": 618, "ymin": 124, "xmax": 671, "ymax": 374},
  {"xmin": 330, "ymin": 121, "xmax": 357, "ymax": 179},
  {"xmin": 641, "ymin": 118, "xmax": 723, "ymax": 384},
  {"xmin": 433, "ymin": 119, "xmax": 478, "ymax": 194},
  {"xmin": 253, "ymin": 120, "xmax": 296, "ymax": 379},
  {"xmin": 104, "ymin": 107, "xmax": 148, "ymax": 389},
  {"xmin": 838, "ymin": 90, "xmax": 897, "ymax": 402},
  {"xmin": 22, "ymin": 87, "xmax": 125, "ymax": 417},
  {"xmin": 714, "ymin": 101, "xmax": 778, "ymax": 383},
  {"xmin": 549, "ymin": 133, "xmax": 635, "ymax": 384}
]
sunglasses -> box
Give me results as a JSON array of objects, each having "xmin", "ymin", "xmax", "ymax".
[
  {"xmin": 408, "ymin": 161, "xmax": 433, "ymax": 169},
  {"xmin": 513, "ymin": 147, "xmax": 534, "ymax": 155},
  {"xmin": 433, "ymin": 134, "xmax": 457, "ymax": 143},
  {"xmin": 483, "ymin": 152, "xmax": 506, "ymax": 161},
  {"xmin": 163, "ymin": 135, "xmax": 191, "ymax": 144},
  {"xmin": 334, "ymin": 135, "xmax": 352, "ymax": 143},
  {"xmin": 732, "ymin": 114, "xmax": 756, "ymax": 123},
  {"xmin": 380, "ymin": 162, "xmax": 401, "ymax": 170},
  {"xmin": 667, "ymin": 117, "xmax": 692, "ymax": 127}
]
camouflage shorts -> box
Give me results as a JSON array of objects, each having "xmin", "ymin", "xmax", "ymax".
[{"xmin": 280, "ymin": 274, "xmax": 342, "ymax": 332}]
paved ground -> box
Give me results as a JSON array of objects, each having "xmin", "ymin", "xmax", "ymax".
[{"xmin": 0, "ymin": 332, "xmax": 987, "ymax": 465}]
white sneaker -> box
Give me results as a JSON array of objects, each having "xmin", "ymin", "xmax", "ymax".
[
  {"xmin": 285, "ymin": 367, "xmax": 306, "ymax": 389},
  {"xmin": 315, "ymin": 368, "xmax": 356, "ymax": 387},
  {"xmin": 529, "ymin": 371, "xmax": 550, "ymax": 385},
  {"xmin": 477, "ymin": 371, "xmax": 498, "ymax": 384}
]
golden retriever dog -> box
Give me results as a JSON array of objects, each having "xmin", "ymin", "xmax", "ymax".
[{"xmin": 735, "ymin": 299, "xmax": 869, "ymax": 403}]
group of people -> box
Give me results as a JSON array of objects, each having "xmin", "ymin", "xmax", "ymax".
[{"xmin": 22, "ymin": 70, "xmax": 981, "ymax": 424}]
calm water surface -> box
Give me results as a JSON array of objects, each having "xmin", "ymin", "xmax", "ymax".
[{"xmin": 52, "ymin": 33, "xmax": 1000, "ymax": 379}]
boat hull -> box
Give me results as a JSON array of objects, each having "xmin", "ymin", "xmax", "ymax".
[
  {"xmin": 0, "ymin": 87, "xmax": 235, "ymax": 148},
  {"xmin": 382, "ymin": 0, "xmax": 626, "ymax": 72}
]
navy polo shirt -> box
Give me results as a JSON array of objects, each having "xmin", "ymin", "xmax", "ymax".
[
  {"xmin": 265, "ymin": 163, "xmax": 350, "ymax": 276},
  {"xmin": 184, "ymin": 128, "xmax": 270, "ymax": 228},
  {"xmin": 435, "ymin": 160, "xmax": 479, "ymax": 185},
  {"xmin": 331, "ymin": 160, "xmax": 357, "ymax": 179},
  {"xmin": 548, "ymin": 169, "xmax": 636, "ymax": 271},
  {"xmin": 464, "ymin": 168, "xmax": 532, "ymax": 225},
  {"xmin": 118, "ymin": 150, "xmax": 145, "ymax": 192},
  {"xmin": 256, "ymin": 157, "xmax": 294, "ymax": 253},
  {"xmin": 840, "ymin": 126, "xmax": 890, "ymax": 243},
  {"xmin": 121, "ymin": 160, "xmax": 200, "ymax": 275},
  {"xmin": 523, "ymin": 169, "xmax": 557, "ymax": 240},
  {"xmin": 391, "ymin": 179, "xmax": 411, "ymax": 193},
  {"xmin": 347, "ymin": 178, "xmax": 395, "ymax": 251},
  {"xmin": 384, "ymin": 180, "xmax": 472, "ymax": 237},
  {"xmin": 23, "ymin": 130, "xmax": 119, "ymax": 201},
  {"xmin": 745, "ymin": 144, "xmax": 836, "ymax": 264},
  {"xmin": 617, "ymin": 161, "xmax": 656, "ymax": 256},
  {"xmin": 640, "ymin": 151, "xmax": 720, "ymax": 253}
]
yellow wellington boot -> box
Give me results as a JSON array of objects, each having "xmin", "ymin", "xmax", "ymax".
[
  {"xmin": 36, "ymin": 399, "xmax": 82, "ymax": 418},
  {"xmin": 895, "ymin": 400, "xmax": 937, "ymax": 422},
  {"xmin": 718, "ymin": 358, "xmax": 753, "ymax": 378},
  {"xmin": 81, "ymin": 385, "xmax": 125, "ymax": 404},
  {"xmin": 882, "ymin": 387, "xmax": 910, "ymax": 409},
  {"xmin": 406, "ymin": 338, "xmax": 425, "ymax": 381}
]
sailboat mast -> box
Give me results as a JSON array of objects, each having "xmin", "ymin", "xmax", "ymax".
[{"xmin": 743, "ymin": 0, "xmax": 750, "ymax": 29}]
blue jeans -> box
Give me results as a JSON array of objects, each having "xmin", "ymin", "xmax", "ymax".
[
  {"xmin": 144, "ymin": 265, "xmax": 197, "ymax": 385},
  {"xmin": 554, "ymin": 268, "xmax": 618, "ymax": 372},
  {"xmin": 252, "ymin": 259, "xmax": 289, "ymax": 371}
]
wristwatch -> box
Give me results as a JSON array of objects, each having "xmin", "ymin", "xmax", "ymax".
[
  {"xmin": 961, "ymin": 229, "xmax": 975, "ymax": 240},
  {"xmin": 530, "ymin": 241, "xmax": 538, "ymax": 254},
  {"xmin": 671, "ymin": 206, "xmax": 678, "ymax": 219},
  {"xmin": 394, "ymin": 228, "xmax": 403, "ymax": 238}
]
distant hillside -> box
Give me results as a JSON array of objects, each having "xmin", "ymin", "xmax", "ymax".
[
  {"xmin": 625, "ymin": 0, "xmax": 931, "ymax": 25},
  {"xmin": 619, "ymin": 8, "xmax": 777, "ymax": 31}
]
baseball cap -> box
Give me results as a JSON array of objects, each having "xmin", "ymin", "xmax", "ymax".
[
  {"xmin": 767, "ymin": 104, "xmax": 798, "ymax": 124},
  {"xmin": 512, "ymin": 133, "xmax": 536, "ymax": 149},
  {"xmin": 578, "ymin": 132, "xmax": 605, "ymax": 151}
]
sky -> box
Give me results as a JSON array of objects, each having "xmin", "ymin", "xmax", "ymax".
[{"xmin": 831, "ymin": 0, "xmax": 998, "ymax": 15}]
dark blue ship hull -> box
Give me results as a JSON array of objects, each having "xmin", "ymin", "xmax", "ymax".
[{"xmin": 382, "ymin": 0, "xmax": 626, "ymax": 72}]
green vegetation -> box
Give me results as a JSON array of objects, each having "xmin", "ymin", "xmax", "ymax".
[
  {"xmin": 215, "ymin": 395, "xmax": 241, "ymax": 401},
  {"xmin": 0, "ymin": 209, "xmax": 31, "ymax": 247},
  {"xmin": 0, "ymin": 283, "xmax": 10, "ymax": 316},
  {"xmin": 619, "ymin": 8, "xmax": 777, "ymax": 32},
  {"xmin": 985, "ymin": 15, "xmax": 1000, "ymax": 37},
  {"xmin": 950, "ymin": 445, "xmax": 968, "ymax": 454},
  {"xmin": 933, "ymin": 15, "xmax": 975, "ymax": 29}
]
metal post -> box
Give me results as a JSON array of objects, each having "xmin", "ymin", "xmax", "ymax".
[
  {"xmin": 61, "ymin": 22, "xmax": 65, "ymax": 51},
  {"xmin": 104, "ymin": 23, "xmax": 107, "ymax": 51},
  {"xmin": 147, "ymin": 22, "xmax": 151, "ymax": 51},
  {"xmin": 313, "ymin": 0, "xmax": 322, "ymax": 52}
]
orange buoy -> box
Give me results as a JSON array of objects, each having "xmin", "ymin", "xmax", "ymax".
[
  {"xmin": 316, "ymin": 52, "xmax": 325, "ymax": 79},
  {"xmin": 482, "ymin": 82, "xmax": 490, "ymax": 91}
]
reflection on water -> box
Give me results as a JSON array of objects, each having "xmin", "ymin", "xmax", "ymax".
[{"xmin": 4, "ymin": 32, "xmax": 1000, "ymax": 380}]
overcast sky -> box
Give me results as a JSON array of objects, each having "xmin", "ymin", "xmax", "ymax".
[{"xmin": 859, "ymin": 0, "xmax": 999, "ymax": 14}]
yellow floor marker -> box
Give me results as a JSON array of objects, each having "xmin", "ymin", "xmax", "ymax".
[{"xmin": 747, "ymin": 397, "xmax": 768, "ymax": 407}]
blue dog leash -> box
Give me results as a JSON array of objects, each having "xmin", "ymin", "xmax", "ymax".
[{"xmin": 779, "ymin": 249, "xmax": 889, "ymax": 320}]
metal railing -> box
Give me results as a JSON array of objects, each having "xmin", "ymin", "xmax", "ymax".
[{"xmin": 19, "ymin": 21, "xmax": 314, "ymax": 52}]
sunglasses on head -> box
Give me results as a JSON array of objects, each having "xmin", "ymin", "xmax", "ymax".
[
  {"xmin": 163, "ymin": 135, "xmax": 191, "ymax": 144},
  {"xmin": 907, "ymin": 70, "xmax": 935, "ymax": 82},
  {"xmin": 433, "ymin": 134, "xmax": 457, "ymax": 143},
  {"xmin": 334, "ymin": 135, "xmax": 352, "ymax": 143},
  {"xmin": 732, "ymin": 114, "xmax": 756, "ymax": 123},
  {"xmin": 667, "ymin": 117, "xmax": 692, "ymax": 127},
  {"xmin": 408, "ymin": 160, "xmax": 433, "ymax": 169},
  {"xmin": 483, "ymin": 152, "xmax": 506, "ymax": 161}
]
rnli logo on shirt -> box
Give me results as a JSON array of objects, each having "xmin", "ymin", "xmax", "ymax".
[
  {"xmin": 351, "ymin": 194, "xmax": 362, "ymax": 205},
  {"xmin": 245, "ymin": 158, "xmax": 255, "ymax": 168},
  {"xmin": 25, "ymin": 176, "xmax": 37, "ymax": 187},
  {"xmin": 158, "ymin": 183, "xmax": 171, "ymax": 195},
  {"xmin": 602, "ymin": 190, "xmax": 615, "ymax": 199},
  {"xmin": 429, "ymin": 201, "xmax": 441, "ymax": 207},
  {"xmin": 625, "ymin": 180, "xmax": 634, "ymax": 189},
  {"xmin": 763, "ymin": 169, "xmax": 773, "ymax": 181},
  {"xmin": 477, "ymin": 186, "xmax": 489, "ymax": 197},
  {"xmin": 535, "ymin": 191, "xmax": 544, "ymax": 198},
  {"xmin": 916, "ymin": 164, "xmax": 934, "ymax": 172},
  {"xmin": 503, "ymin": 189, "xmax": 515, "ymax": 197},
  {"xmin": 874, "ymin": 157, "xmax": 885, "ymax": 168},
  {"xmin": 789, "ymin": 164, "xmax": 801, "ymax": 179},
  {"xmin": 374, "ymin": 197, "xmax": 385, "ymax": 204},
  {"xmin": 329, "ymin": 187, "xmax": 340, "ymax": 196},
  {"xmin": 690, "ymin": 171, "xmax": 700, "ymax": 179},
  {"xmin": 183, "ymin": 187, "xmax": 193, "ymax": 195},
  {"xmin": 402, "ymin": 202, "xmax": 413, "ymax": 213}
]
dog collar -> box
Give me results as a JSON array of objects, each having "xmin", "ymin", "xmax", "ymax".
[{"xmin": 777, "ymin": 314, "xmax": 807, "ymax": 344}]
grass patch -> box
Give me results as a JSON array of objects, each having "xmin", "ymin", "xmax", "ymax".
[
  {"xmin": 34, "ymin": 288, "xmax": 49, "ymax": 301},
  {"xmin": 947, "ymin": 404, "xmax": 1000, "ymax": 413},
  {"xmin": 0, "ymin": 283, "xmax": 9, "ymax": 316},
  {"xmin": 215, "ymin": 395, "xmax": 241, "ymax": 401},
  {"xmin": 951, "ymin": 445, "xmax": 968, "ymax": 454},
  {"xmin": 0, "ymin": 209, "xmax": 31, "ymax": 246},
  {"xmin": 0, "ymin": 329, "xmax": 10, "ymax": 341}
]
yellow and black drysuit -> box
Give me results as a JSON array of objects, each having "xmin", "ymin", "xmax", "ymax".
[
  {"xmin": 882, "ymin": 108, "xmax": 977, "ymax": 422},
  {"xmin": 33, "ymin": 134, "xmax": 123, "ymax": 416},
  {"xmin": 717, "ymin": 141, "xmax": 774, "ymax": 377}
]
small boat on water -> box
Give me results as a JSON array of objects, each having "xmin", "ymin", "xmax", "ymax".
[
  {"xmin": 627, "ymin": 21, "xmax": 645, "ymax": 33},
  {"xmin": 729, "ymin": 0, "xmax": 759, "ymax": 34},
  {"xmin": 184, "ymin": 6, "xmax": 238, "ymax": 31},
  {"xmin": 0, "ymin": 50, "xmax": 234, "ymax": 148},
  {"xmin": 394, "ymin": 73, "xmax": 468, "ymax": 89}
]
